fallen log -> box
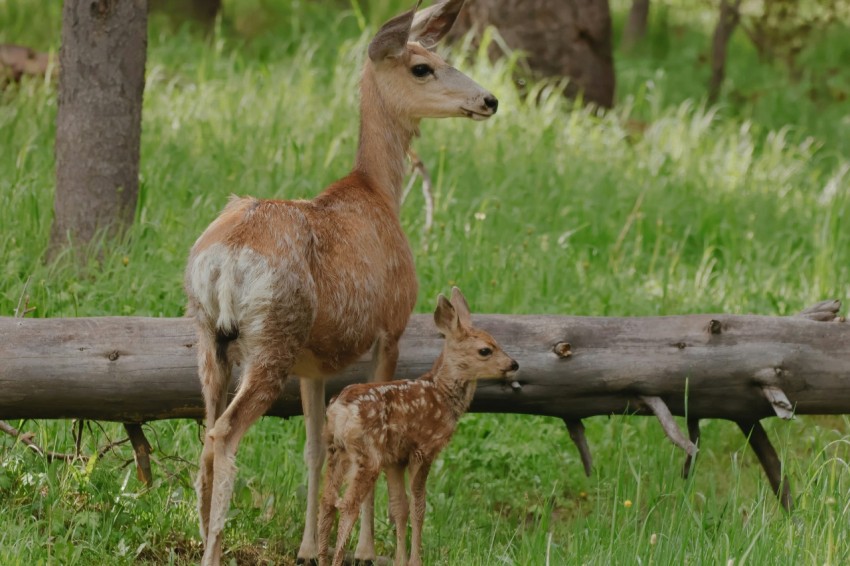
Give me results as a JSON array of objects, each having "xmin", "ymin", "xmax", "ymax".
[{"xmin": 1, "ymin": 300, "xmax": 847, "ymax": 509}]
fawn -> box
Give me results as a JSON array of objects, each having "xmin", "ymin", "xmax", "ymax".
[
  {"xmin": 184, "ymin": 1, "xmax": 497, "ymax": 564},
  {"xmin": 318, "ymin": 288, "xmax": 519, "ymax": 566}
]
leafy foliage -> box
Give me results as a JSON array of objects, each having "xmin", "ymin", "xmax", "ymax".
[{"xmin": 741, "ymin": 0, "xmax": 850, "ymax": 74}]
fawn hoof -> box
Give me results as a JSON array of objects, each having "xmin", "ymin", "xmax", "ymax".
[{"xmin": 295, "ymin": 558, "xmax": 319, "ymax": 566}]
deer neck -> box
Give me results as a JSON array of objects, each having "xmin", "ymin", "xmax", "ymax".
[
  {"xmin": 354, "ymin": 64, "xmax": 419, "ymax": 212},
  {"xmin": 430, "ymin": 359, "xmax": 477, "ymax": 421}
]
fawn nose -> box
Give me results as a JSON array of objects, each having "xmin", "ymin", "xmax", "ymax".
[
  {"xmin": 484, "ymin": 95, "xmax": 499, "ymax": 113},
  {"xmin": 509, "ymin": 359, "xmax": 519, "ymax": 372}
]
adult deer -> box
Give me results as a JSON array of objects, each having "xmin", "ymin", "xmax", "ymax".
[{"xmin": 184, "ymin": 1, "xmax": 498, "ymax": 564}]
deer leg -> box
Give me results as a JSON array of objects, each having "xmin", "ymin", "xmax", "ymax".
[
  {"xmin": 196, "ymin": 334, "xmax": 232, "ymax": 546},
  {"xmin": 355, "ymin": 485, "xmax": 376, "ymax": 564},
  {"xmin": 385, "ymin": 464, "xmax": 409, "ymax": 566},
  {"xmin": 408, "ymin": 460, "xmax": 432, "ymax": 566},
  {"xmin": 355, "ymin": 335, "xmax": 400, "ymax": 562},
  {"xmin": 334, "ymin": 461, "xmax": 380, "ymax": 566},
  {"xmin": 203, "ymin": 365, "xmax": 286, "ymax": 566},
  {"xmin": 298, "ymin": 377, "xmax": 327, "ymax": 563},
  {"xmin": 318, "ymin": 448, "xmax": 348, "ymax": 566},
  {"xmin": 372, "ymin": 333, "xmax": 400, "ymax": 383}
]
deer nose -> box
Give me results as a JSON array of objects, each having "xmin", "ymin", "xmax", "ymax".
[
  {"xmin": 509, "ymin": 359, "xmax": 519, "ymax": 371},
  {"xmin": 484, "ymin": 95, "xmax": 498, "ymax": 112}
]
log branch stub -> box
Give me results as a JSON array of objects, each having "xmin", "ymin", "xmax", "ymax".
[
  {"xmin": 737, "ymin": 420, "xmax": 793, "ymax": 511},
  {"xmin": 564, "ymin": 419, "xmax": 593, "ymax": 477},
  {"xmin": 682, "ymin": 418, "xmax": 701, "ymax": 479},
  {"xmin": 796, "ymin": 299, "xmax": 843, "ymax": 322},
  {"xmin": 708, "ymin": 319, "xmax": 722, "ymax": 334},
  {"xmin": 123, "ymin": 423, "xmax": 153, "ymax": 486},
  {"xmin": 553, "ymin": 342, "xmax": 572, "ymax": 358},
  {"xmin": 640, "ymin": 396, "xmax": 698, "ymax": 457},
  {"xmin": 760, "ymin": 385, "xmax": 795, "ymax": 420}
]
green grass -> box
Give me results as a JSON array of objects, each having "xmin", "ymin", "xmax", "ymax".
[{"xmin": 2, "ymin": 0, "xmax": 850, "ymax": 564}]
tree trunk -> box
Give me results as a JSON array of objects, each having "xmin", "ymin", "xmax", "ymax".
[
  {"xmin": 448, "ymin": 0, "xmax": 615, "ymax": 108},
  {"xmin": 622, "ymin": 0, "xmax": 650, "ymax": 49},
  {"xmin": 708, "ymin": 0, "xmax": 741, "ymax": 105},
  {"xmin": 49, "ymin": 0, "xmax": 148, "ymax": 258}
]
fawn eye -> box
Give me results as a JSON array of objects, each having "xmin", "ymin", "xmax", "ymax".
[
  {"xmin": 411, "ymin": 64, "xmax": 433, "ymax": 78},
  {"xmin": 478, "ymin": 347, "xmax": 492, "ymax": 357}
]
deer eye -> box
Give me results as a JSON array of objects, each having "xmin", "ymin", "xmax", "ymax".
[
  {"xmin": 478, "ymin": 347, "xmax": 492, "ymax": 357},
  {"xmin": 411, "ymin": 64, "xmax": 433, "ymax": 78}
]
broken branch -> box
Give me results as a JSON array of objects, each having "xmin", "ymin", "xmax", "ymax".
[
  {"xmin": 761, "ymin": 385, "xmax": 795, "ymax": 420},
  {"xmin": 1, "ymin": 419, "xmax": 131, "ymax": 462},
  {"xmin": 640, "ymin": 396, "xmax": 698, "ymax": 457},
  {"xmin": 402, "ymin": 149, "xmax": 435, "ymax": 231},
  {"xmin": 737, "ymin": 420, "xmax": 793, "ymax": 511},
  {"xmin": 124, "ymin": 423, "xmax": 154, "ymax": 486},
  {"xmin": 564, "ymin": 419, "xmax": 593, "ymax": 477},
  {"xmin": 682, "ymin": 418, "xmax": 701, "ymax": 479}
]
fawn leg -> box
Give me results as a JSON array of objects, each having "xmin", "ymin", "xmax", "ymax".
[
  {"xmin": 408, "ymin": 460, "xmax": 432, "ymax": 566},
  {"xmin": 355, "ymin": 485, "xmax": 376, "ymax": 563},
  {"xmin": 334, "ymin": 462, "xmax": 380, "ymax": 566},
  {"xmin": 355, "ymin": 335, "xmax": 401, "ymax": 562},
  {"xmin": 318, "ymin": 448, "xmax": 348, "ymax": 566},
  {"xmin": 385, "ymin": 464, "xmax": 409, "ymax": 566},
  {"xmin": 298, "ymin": 377, "xmax": 327, "ymax": 562}
]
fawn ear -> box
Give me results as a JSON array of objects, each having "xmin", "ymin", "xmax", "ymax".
[
  {"xmin": 434, "ymin": 293, "xmax": 460, "ymax": 337},
  {"xmin": 449, "ymin": 287, "xmax": 472, "ymax": 328},
  {"xmin": 410, "ymin": 0, "xmax": 465, "ymax": 48},
  {"xmin": 369, "ymin": 1, "xmax": 421, "ymax": 62}
]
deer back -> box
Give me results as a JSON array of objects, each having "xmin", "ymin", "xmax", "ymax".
[{"xmin": 186, "ymin": 172, "xmax": 417, "ymax": 377}]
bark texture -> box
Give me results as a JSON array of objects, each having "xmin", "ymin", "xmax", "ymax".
[
  {"xmin": 1, "ymin": 304, "xmax": 847, "ymax": 422},
  {"xmin": 708, "ymin": 0, "xmax": 742, "ymax": 105},
  {"xmin": 50, "ymin": 0, "xmax": 148, "ymax": 255},
  {"xmin": 448, "ymin": 0, "xmax": 615, "ymax": 108}
]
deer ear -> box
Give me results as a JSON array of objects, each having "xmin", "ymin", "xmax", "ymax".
[
  {"xmin": 369, "ymin": 1, "xmax": 421, "ymax": 62},
  {"xmin": 410, "ymin": 0, "xmax": 465, "ymax": 48},
  {"xmin": 434, "ymin": 294, "xmax": 459, "ymax": 336},
  {"xmin": 449, "ymin": 287, "xmax": 472, "ymax": 328}
]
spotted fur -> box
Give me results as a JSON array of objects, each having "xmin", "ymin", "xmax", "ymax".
[{"xmin": 318, "ymin": 288, "xmax": 518, "ymax": 566}]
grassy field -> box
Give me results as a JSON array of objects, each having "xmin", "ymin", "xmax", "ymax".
[{"xmin": 2, "ymin": 0, "xmax": 850, "ymax": 564}]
